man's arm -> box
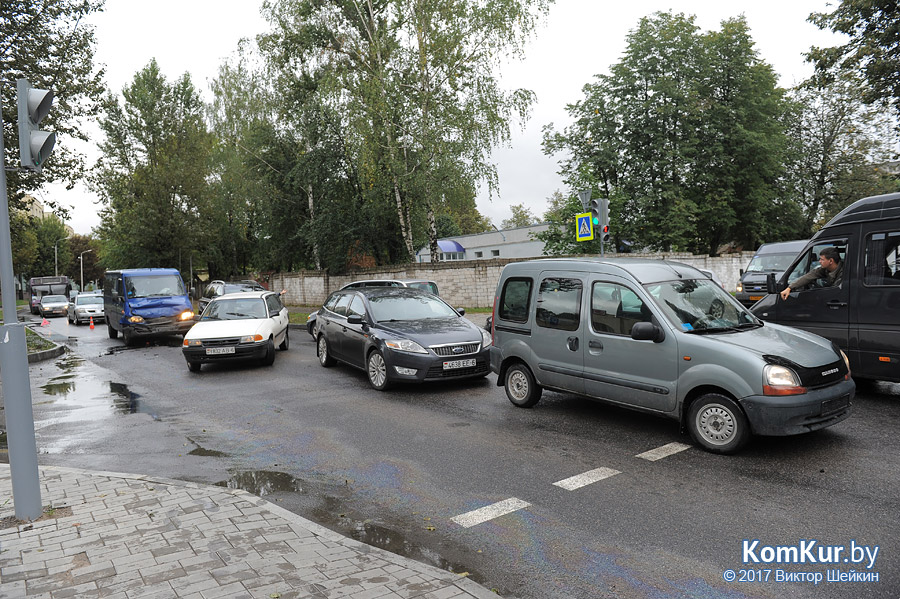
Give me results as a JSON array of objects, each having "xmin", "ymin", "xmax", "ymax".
[{"xmin": 779, "ymin": 267, "xmax": 824, "ymax": 300}]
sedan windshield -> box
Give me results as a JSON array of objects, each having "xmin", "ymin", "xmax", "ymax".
[
  {"xmin": 645, "ymin": 278, "xmax": 759, "ymax": 333},
  {"xmin": 202, "ymin": 298, "xmax": 267, "ymax": 320},
  {"xmin": 42, "ymin": 295, "xmax": 67, "ymax": 303},
  {"xmin": 76, "ymin": 295, "xmax": 103, "ymax": 306},
  {"xmin": 368, "ymin": 295, "xmax": 458, "ymax": 321}
]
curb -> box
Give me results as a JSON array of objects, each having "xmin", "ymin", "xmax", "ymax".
[{"xmin": 25, "ymin": 325, "xmax": 66, "ymax": 363}]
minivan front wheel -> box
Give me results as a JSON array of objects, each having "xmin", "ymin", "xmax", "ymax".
[
  {"xmin": 505, "ymin": 363, "xmax": 542, "ymax": 408},
  {"xmin": 688, "ymin": 394, "xmax": 750, "ymax": 454}
]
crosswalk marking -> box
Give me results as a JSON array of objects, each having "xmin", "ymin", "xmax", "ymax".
[
  {"xmin": 552, "ymin": 467, "xmax": 621, "ymax": 491},
  {"xmin": 451, "ymin": 498, "xmax": 530, "ymax": 528},
  {"xmin": 635, "ymin": 442, "xmax": 691, "ymax": 461}
]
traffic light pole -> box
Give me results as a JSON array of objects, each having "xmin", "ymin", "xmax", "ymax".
[{"xmin": 0, "ymin": 82, "xmax": 43, "ymax": 520}]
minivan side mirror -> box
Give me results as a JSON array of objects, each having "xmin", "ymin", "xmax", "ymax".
[{"xmin": 631, "ymin": 322, "xmax": 665, "ymax": 343}]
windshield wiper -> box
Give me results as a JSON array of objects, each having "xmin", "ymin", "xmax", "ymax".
[
  {"xmin": 225, "ymin": 312, "xmax": 252, "ymax": 318},
  {"xmin": 694, "ymin": 322, "xmax": 764, "ymax": 334}
]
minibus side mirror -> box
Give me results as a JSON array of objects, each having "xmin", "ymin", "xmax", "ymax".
[
  {"xmin": 766, "ymin": 273, "xmax": 776, "ymax": 294},
  {"xmin": 739, "ymin": 268, "xmax": 744, "ymax": 277}
]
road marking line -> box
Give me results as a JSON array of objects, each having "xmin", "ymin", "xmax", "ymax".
[
  {"xmin": 451, "ymin": 498, "xmax": 530, "ymax": 528},
  {"xmin": 635, "ymin": 442, "xmax": 692, "ymax": 461},
  {"xmin": 552, "ymin": 467, "xmax": 621, "ymax": 491}
]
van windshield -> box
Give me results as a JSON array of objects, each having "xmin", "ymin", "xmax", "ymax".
[
  {"xmin": 745, "ymin": 253, "xmax": 797, "ymax": 272},
  {"xmin": 645, "ymin": 278, "xmax": 759, "ymax": 333},
  {"xmin": 125, "ymin": 275, "xmax": 185, "ymax": 298}
]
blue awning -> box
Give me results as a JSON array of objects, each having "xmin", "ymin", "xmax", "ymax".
[{"xmin": 437, "ymin": 240, "xmax": 465, "ymax": 252}]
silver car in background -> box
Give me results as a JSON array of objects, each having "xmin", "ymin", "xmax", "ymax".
[{"xmin": 68, "ymin": 293, "xmax": 105, "ymax": 325}]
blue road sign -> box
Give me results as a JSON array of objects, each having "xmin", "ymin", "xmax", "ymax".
[{"xmin": 576, "ymin": 212, "xmax": 593, "ymax": 242}]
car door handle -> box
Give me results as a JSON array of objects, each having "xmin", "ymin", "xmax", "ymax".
[
  {"xmin": 589, "ymin": 340, "xmax": 603, "ymax": 350},
  {"xmin": 827, "ymin": 300, "xmax": 847, "ymax": 309},
  {"xmin": 566, "ymin": 336, "xmax": 579, "ymax": 351}
]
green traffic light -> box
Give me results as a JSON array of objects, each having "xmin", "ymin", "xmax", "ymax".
[{"xmin": 592, "ymin": 217, "xmax": 599, "ymax": 225}]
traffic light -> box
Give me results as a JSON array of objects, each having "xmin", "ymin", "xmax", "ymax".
[
  {"xmin": 590, "ymin": 198, "xmax": 601, "ymax": 227},
  {"xmin": 600, "ymin": 199, "xmax": 610, "ymax": 242},
  {"xmin": 17, "ymin": 79, "xmax": 56, "ymax": 173}
]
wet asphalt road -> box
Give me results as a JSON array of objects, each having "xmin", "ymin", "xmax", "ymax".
[{"xmin": 9, "ymin": 312, "xmax": 900, "ymax": 599}]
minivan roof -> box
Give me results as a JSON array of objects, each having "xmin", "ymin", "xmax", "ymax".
[
  {"xmin": 755, "ymin": 240, "xmax": 807, "ymax": 254},
  {"xmin": 502, "ymin": 257, "xmax": 708, "ymax": 285},
  {"xmin": 824, "ymin": 192, "xmax": 900, "ymax": 227}
]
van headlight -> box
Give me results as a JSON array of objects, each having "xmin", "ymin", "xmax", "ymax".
[
  {"xmin": 180, "ymin": 310, "xmax": 194, "ymax": 321},
  {"xmin": 763, "ymin": 364, "xmax": 807, "ymax": 395},
  {"xmin": 128, "ymin": 315, "xmax": 144, "ymax": 323},
  {"xmin": 736, "ymin": 283, "xmax": 743, "ymax": 293},
  {"xmin": 384, "ymin": 338, "xmax": 428, "ymax": 354}
]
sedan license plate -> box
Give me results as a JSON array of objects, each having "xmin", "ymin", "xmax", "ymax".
[
  {"xmin": 443, "ymin": 358, "xmax": 476, "ymax": 370},
  {"xmin": 206, "ymin": 347, "xmax": 235, "ymax": 355}
]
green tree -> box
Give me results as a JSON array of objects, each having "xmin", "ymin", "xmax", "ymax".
[
  {"xmin": 808, "ymin": 0, "xmax": 900, "ymax": 118},
  {"xmin": 92, "ymin": 60, "xmax": 213, "ymax": 270},
  {"xmin": 783, "ymin": 70, "xmax": 899, "ymax": 232},
  {"xmin": 10, "ymin": 212, "xmax": 38, "ymax": 277},
  {"xmin": 500, "ymin": 204, "xmax": 539, "ymax": 229},
  {"xmin": 1, "ymin": 0, "xmax": 106, "ymax": 213},
  {"xmin": 62, "ymin": 234, "xmax": 102, "ymax": 290},
  {"xmin": 30, "ymin": 216, "xmax": 70, "ymax": 277}
]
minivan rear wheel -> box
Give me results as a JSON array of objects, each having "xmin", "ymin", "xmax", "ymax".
[
  {"xmin": 505, "ymin": 363, "xmax": 542, "ymax": 408},
  {"xmin": 688, "ymin": 393, "xmax": 750, "ymax": 454}
]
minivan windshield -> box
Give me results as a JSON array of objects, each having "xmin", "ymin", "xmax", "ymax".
[
  {"xmin": 125, "ymin": 275, "xmax": 186, "ymax": 298},
  {"xmin": 745, "ymin": 252, "xmax": 796, "ymax": 272},
  {"xmin": 645, "ymin": 278, "xmax": 759, "ymax": 333}
]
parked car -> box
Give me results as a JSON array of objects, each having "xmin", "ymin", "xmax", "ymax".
[
  {"xmin": 306, "ymin": 279, "xmax": 440, "ymax": 339},
  {"xmin": 735, "ymin": 240, "xmax": 808, "ymax": 306},
  {"xmin": 489, "ymin": 258, "xmax": 854, "ymax": 454},
  {"xmin": 198, "ymin": 279, "xmax": 266, "ymax": 313},
  {"xmin": 68, "ymin": 292, "xmax": 105, "ymax": 325},
  {"xmin": 39, "ymin": 295, "xmax": 69, "ymax": 318},
  {"xmin": 315, "ymin": 287, "xmax": 490, "ymax": 390},
  {"xmin": 182, "ymin": 291, "xmax": 289, "ymax": 372},
  {"xmin": 752, "ymin": 192, "xmax": 900, "ymax": 382}
]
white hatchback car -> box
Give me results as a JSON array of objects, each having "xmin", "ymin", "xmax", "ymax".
[{"xmin": 182, "ymin": 291, "xmax": 289, "ymax": 372}]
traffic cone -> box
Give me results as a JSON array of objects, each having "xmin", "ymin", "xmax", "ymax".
[
  {"xmin": 89, "ymin": 317, "xmax": 95, "ymax": 330},
  {"xmin": 41, "ymin": 318, "xmax": 50, "ymax": 327}
]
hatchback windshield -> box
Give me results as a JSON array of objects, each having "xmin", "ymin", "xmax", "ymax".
[
  {"xmin": 745, "ymin": 253, "xmax": 797, "ymax": 272},
  {"xmin": 202, "ymin": 298, "xmax": 267, "ymax": 320},
  {"xmin": 645, "ymin": 278, "xmax": 759, "ymax": 332},
  {"xmin": 75, "ymin": 295, "xmax": 103, "ymax": 306},
  {"xmin": 125, "ymin": 275, "xmax": 185, "ymax": 298},
  {"xmin": 42, "ymin": 295, "xmax": 67, "ymax": 304},
  {"xmin": 368, "ymin": 295, "xmax": 458, "ymax": 321}
]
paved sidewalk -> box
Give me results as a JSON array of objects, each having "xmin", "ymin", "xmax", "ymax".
[{"xmin": 0, "ymin": 464, "xmax": 496, "ymax": 598}]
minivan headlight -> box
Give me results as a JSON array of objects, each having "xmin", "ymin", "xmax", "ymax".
[
  {"xmin": 763, "ymin": 364, "xmax": 807, "ymax": 395},
  {"xmin": 384, "ymin": 338, "xmax": 428, "ymax": 354}
]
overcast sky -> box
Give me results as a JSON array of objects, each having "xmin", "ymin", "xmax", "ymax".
[{"xmin": 48, "ymin": 0, "xmax": 843, "ymax": 236}]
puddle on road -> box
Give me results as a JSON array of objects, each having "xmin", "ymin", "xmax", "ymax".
[
  {"xmin": 216, "ymin": 469, "xmax": 486, "ymax": 585},
  {"xmin": 215, "ymin": 470, "xmax": 304, "ymax": 496},
  {"xmin": 188, "ymin": 446, "xmax": 229, "ymax": 458}
]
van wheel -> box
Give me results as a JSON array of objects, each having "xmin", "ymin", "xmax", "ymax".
[
  {"xmin": 505, "ymin": 363, "xmax": 542, "ymax": 408},
  {"xmin": 107, "ymin": 323, "xmax": 118, "ymax": 339},
  {"xmin": 688, "ymin": 394, "xmax": 750, "ymax": 454},
  {"xmin": 122, "ymin": 329, "xmax": 135, "ymax": 347},
  {"xmin": 317, "ymin": 335, "xmax": 335, "ymax": 367}
]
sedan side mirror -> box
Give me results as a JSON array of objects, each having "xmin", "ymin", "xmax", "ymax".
[
  {"xmin": 347, "ymin": 314, "xmax": 364, "ymax": 325},
  {"xmin": 456, "ymin": 308, "xmax": 466, "ymax": 316},
  {"xmin": 631, "ymin": 322, "xmax": 665, "ymax": 343}
]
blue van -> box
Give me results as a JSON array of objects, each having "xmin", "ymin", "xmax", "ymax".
[{"xmin": 103, "ymin": 268, "xmax": 194, "ymax": 345}]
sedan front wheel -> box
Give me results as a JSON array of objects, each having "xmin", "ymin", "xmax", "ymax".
[
  {"xmin": 318, "ymin": 335, "xmax": 335, "ymax": 367},
  {"xmin": 367, "ymin": 350, "xmax": 391, "ymax": 391}
]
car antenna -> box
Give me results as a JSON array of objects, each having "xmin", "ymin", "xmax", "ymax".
[{"xmin": 663, "ymin": 262, "xmax": 683, "ymax": 279}]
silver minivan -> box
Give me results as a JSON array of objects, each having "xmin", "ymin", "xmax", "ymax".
[{"xmin": 489, "ymin": 258, "xmax": 855, "ymax": 454}]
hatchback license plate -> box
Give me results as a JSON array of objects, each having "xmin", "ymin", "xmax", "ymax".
[
  {"xmin": 443, "ymin": 358, "xmax": 476, "ymax": 370},
  {"xmin": 206, "ymin": 347, "xmax": 235, "ymax": 355}
]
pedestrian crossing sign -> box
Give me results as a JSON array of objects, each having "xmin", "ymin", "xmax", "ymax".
[{"xmin": 576, "ymin": 212, "xmax": 594, "ymax": 242}]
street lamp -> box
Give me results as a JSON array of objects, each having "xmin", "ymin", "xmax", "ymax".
[
  {"xmin": 53, "ymin": 235, "xmax": 71, "ymax": 277},
  {"xmin": 79, "ymin": 249, "xmax": 93, "ymax": 292}
]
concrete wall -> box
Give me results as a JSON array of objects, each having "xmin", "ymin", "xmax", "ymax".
[{"xmin": 272, "ymin": 251, "xmax": 756, "ymax": 308}]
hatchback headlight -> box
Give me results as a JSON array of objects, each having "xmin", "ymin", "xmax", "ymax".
[
  {"xmin": 384, "ymin": 338, "xmax": 428, "ymax": 354},
  {"xmin": 240, "ymin": 334, "xmax": 264, "ymax": 343},
  {"xmin": 763, "ymin": 364, "xmax": 807, "ymax": 395}
]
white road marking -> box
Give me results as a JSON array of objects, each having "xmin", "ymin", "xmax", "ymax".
[
  {"xmin": 451, "ymin": 498, "xmax": 531, "ymax": 528},
  {"xmin": 635, "ymin": 442, "xmax": 692, "ymax": 461},
  {"xmin": 552, "ymin": 467, "xmax": 621, "ymax": 491}
]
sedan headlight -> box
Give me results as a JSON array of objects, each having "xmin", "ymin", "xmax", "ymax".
[
  {"xmin": 763, "ymin": 364, "xmax": 807, "ymax": 395},
  {"xmin": 128, "ymin": 315, "xmax": 144, "ymax": 323},
  {"xmin": 240, "ymin": 334, "xmax": 264, "ymax": 343},
  {"xmin": 481, "ymin": 327, "xmax": 492, "ymax": 347},
  {"xmin": 384, "ymin": 338, "xmax": 428, "ymax": 354}
]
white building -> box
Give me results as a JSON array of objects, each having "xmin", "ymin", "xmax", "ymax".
[{"xmin": 415, "ymin": 223, "xmax": 550, "ymax": 262}]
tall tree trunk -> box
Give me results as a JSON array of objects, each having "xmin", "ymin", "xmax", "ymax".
[
  {"xmin": 393, "ymin": 177, "xmax": 414, "ymax": 259},
  {"xmin": 428, "ymin": 203, "xmax": 439, "ymax": 262},
  {"xmin": 306, "ymin": 183, "xmax": 321, "ymax": 270}
]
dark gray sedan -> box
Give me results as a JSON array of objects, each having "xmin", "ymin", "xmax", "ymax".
[{"xmin": 315, "ymin": 288, "xmax": 491, "ymax": 390}]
